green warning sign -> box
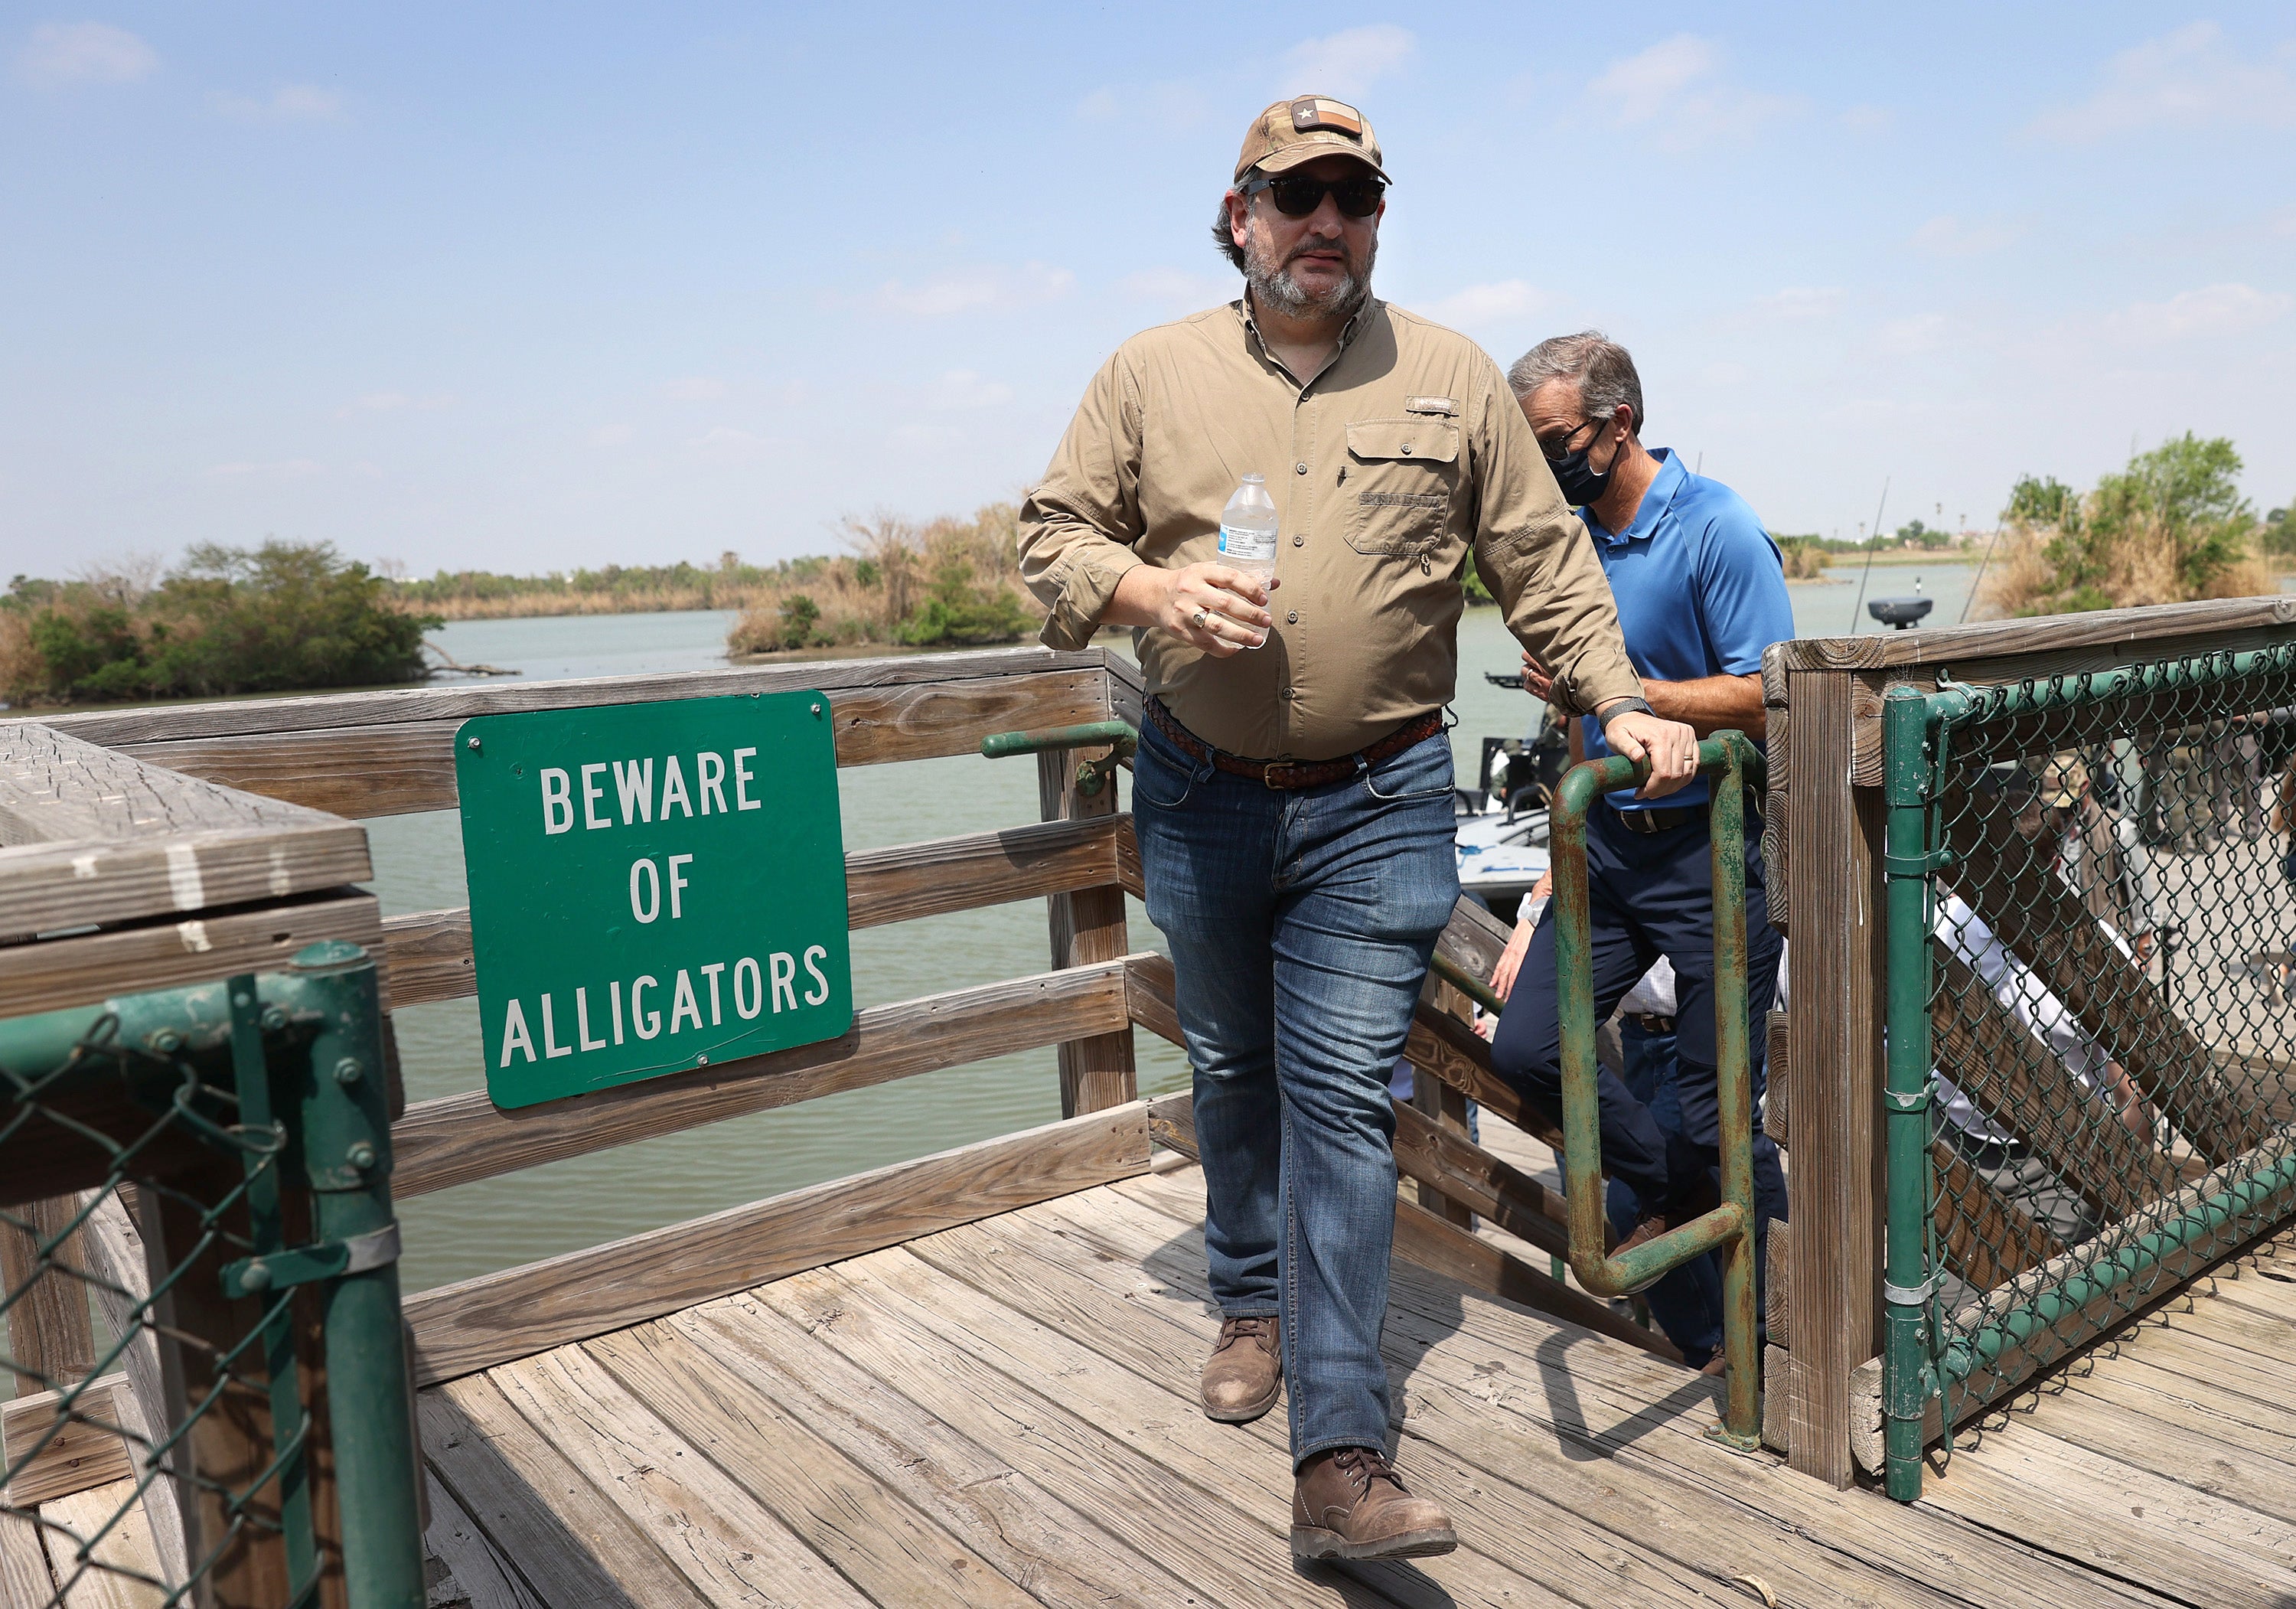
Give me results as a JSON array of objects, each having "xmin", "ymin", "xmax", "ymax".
[{"xmin": 453, "ymin": 691, "xmax": 852, "ymax": 1110}]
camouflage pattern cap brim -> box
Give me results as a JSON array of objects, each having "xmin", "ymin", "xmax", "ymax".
[{"xmin": 1234, "ymin": 94, "xmax": 1388, "ymax": 183}]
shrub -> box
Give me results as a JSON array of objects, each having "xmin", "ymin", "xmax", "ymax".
[{"xmin": 2, "ymin": 541, "xmax": 438, "ymax": 706}]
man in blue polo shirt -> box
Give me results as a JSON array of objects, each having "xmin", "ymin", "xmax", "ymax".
[{"xmin": 1486, "ymin": 331, "xmax": 1791, "ymax": 1304}]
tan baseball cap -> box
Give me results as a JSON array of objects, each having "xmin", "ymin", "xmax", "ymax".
[
  {"xmin": 1234, "ymin": 94, "xmax": 1388, "ymax": 184},
  {"xmin": 2038, "ymin": 752, "xmax": 2089, "ymax": 809}
]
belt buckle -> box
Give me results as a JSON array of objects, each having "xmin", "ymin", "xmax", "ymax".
[
  {"xmin": 1619, "ymin": 807, "xmax": 1660, "ymax": 835},
  {"xmin": 1261, "ymin": 761, "xmax": 1297, "ymax": 789}
]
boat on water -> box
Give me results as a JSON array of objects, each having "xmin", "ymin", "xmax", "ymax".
[{"xmin": 1455, "ymin": 671, "xmax": 1567, "ymax": 922}]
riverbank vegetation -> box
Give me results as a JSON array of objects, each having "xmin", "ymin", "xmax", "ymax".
[
  {"xmin": 387, "ymin": 556, "xmax": 778, "ymax": 618},
  {"xmin": 2, "ymin": 542, "xmax": 436, "ymax": 706},
  {"xmin": 725, "ymin": 503, "xmax": 1039, "ymax": 654},
  {"xmin": 1978, "ymin": 434, "xmax": 2281, "ymax": 617}
]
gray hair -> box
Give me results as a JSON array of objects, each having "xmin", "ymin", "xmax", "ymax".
[{"xmin": 1507, "ymin": 331, "xmax": 1645, "ymax": 436}]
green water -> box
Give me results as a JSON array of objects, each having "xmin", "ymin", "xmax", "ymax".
[{"xmin": 386, "ymin": 569, "xmax": 1967, "ymax": 1290}]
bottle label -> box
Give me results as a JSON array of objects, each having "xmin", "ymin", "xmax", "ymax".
[{"xmin": 1218, "ymin": 523, "xmax": 1277, "ymax": 563}]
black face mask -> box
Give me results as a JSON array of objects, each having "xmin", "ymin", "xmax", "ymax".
[{"xmin": 1547, "ymin": 437, "xmax": 1613, "ymax": 507}]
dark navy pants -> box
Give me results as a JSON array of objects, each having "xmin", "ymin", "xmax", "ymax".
[{"xmin": 1489, "ymin": 803, "xmax": 1784, "ymax": 1218}]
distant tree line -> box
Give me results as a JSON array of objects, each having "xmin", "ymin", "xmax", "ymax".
[
  {"xmin": 1, "ymin": 541, "xmax": 437, "ymax": 707},
  {"xmin": 727, "ymin": 503, "xmax": 1038, "ymax": 655}
]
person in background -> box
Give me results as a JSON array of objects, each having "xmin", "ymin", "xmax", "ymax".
[
  {"xmin": 1485, "ymin": 331, "xmax": 1792, "ymax": 1294},
  {"xmin": 2039, "ymin": 752, "xmax": 2163, "ymax": 968},
  {"xmin": 1017, "ymin": 100, "xmax": 1697, "ymax": 1562}
]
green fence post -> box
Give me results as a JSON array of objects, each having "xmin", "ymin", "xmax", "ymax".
[
  {"xmin": 1880, "ymin": 684, "xmax": 1939, "ymax": 1501},
  {"xmin": 277, "ymin": 942, "xmax": 426, "ymax": 1609}
]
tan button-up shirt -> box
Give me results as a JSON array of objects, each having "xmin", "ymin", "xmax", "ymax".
[{"xmin": 1019, "ymin": 299, "xmax": 1644, "ymax": 760}]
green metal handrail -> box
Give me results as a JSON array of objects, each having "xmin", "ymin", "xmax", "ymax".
[
  {"xmin": 980, "ymin": 720, "xmax": 1139, "ymax": 796},
  {"xmin": 1437, "ymin": 731, "xmax": 1765, "ymax": 1452}
]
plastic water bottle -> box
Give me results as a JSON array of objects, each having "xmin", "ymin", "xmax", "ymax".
[{"xmin": 1217, "ymin": 474, "xmax": 1278, "ymax": 649}]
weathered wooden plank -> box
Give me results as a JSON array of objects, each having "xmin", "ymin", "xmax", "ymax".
[
  {"xmin": 2016, "ymin": 1376, "xmax": 2296, "ymax": 1527},
  {"xmin": 902, "ymin": 1210, "xmax": 1737, "ymax": 1609},
  {"xmin": 38, "ymin": 1477, "xmax": 169, "ymax": 1608},
  {"xmin": 488, "ymin": 1350, "xmax": 879, "ymax": 1609},
  {"xmin": 107, "ymin": 670, "xmax": 1112, "ymax": 818},
  {"xmin": 1, "ymin": 1196, "xmax": 97, "ymax": 1394},
  {"xmin": 615, "ymin": 1306, "xmax": 1196, "ymax": 1609},
  {"xmin": 0, "ymin": 1506, "xmax": 53, "ymax": 1609},
  {"xmin": 405, "ymin": 1102, "xmax": 1151, "ymax": 1386},
  {"xmin": 380, "ymin": 814, "xmax": 1128, "ymax": 1009},
  {"xmin": 2, "ymin": 1376, "xmax": 132, "ymax": 1506},
  {"xmin": 1036, "ymin": 749, "xmax": 1135, "ymax": 1117},
  {"xmin": 1915, "ymin": 1418, "xmax": 2296, "ymax": 1609},
  {"xmin": 1068, "ymin": 1176, "xmax": 2034, "ymax": 1609},
  {"xmin": 1942, "ymin": 818, "xmax": 2263, "ymax": 1163},
  {"xmin": 1100, "ymin": 648, "xmax": 1147, "ymax": 731},
  {"xmin": 1766, "ymin": 1217, "xmax": 1791, "ymax": 1351},
  {"xmin": 1763, "ymin": 1009, "xmax": 1788, "ymax": 1147},
  {"xmin": 72, "ymin": 1191, "xmax": 187, "ymax": 1591},
  {"xmin": 1932, "ymin": 947, "xmax": 2184, "ymax": 1220},
  {"xmin": 1124, "ymin": 951, "xmax": 1185, "ymax": 1050},
  {"xmin": 761, "ymin": 1258, "xmax": 1433, "ymax": 1609},
  {"xmin": 1775, "ymin": 596, "xmax": 2296, "ymax": 673},
  {"xmin": 0, "ymin": 891, "xmax": 383, "ymax": 1022},
  {"xmin": 422, "ymin": 1469, "xmax": 546, "ymax": 1609},
  {"xmin": 419, "ymin": 1380, "xmax": 706, "ymax": 1609},
  {"xmin": 390, "ymin": 958, "xmax": 1131, "ymax": 1199},
  {"xmin": 1930, "ymin": 1136, "xmax": 2064, "ymax": 1292},
  {"xmin": 1391, "ymin": 1095, "xmax": 1570, "ymax": 1256},
  {"xmin": 1782, "ymin": 667, "xmax": 1885, "ymax": 1488},
  {"xmin": 0, "ymin": 825, "xmax": 371, "ymax": 944},
  {"xmin": 1404, "ymin": 991, "xmax": 1570, "ymax": 1151},
  {"xmin": 0, "ymin": 721, "xmax": 345, "ymax": 844},
  {"xmin": 44, "ymin": 646, "xmax": 1113, "ymax": 746}
]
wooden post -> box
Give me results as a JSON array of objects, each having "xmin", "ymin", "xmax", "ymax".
[
  {"xmin": 1, "ymin": 1196, "xmax": 98, "ymax": 1395},
  {"xmin": 1411, "ymin": 980, "xmax": 1477, "ymax": 1227},
  {"xmin": 1037, "ymin": 749, "xmax": 1137, "ymax": 1117},
  {"xmin": 1781, "ymin": 668, "xmax": 1887, "ymax": 1488}
]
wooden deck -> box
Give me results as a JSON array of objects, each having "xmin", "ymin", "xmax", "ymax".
[{"xmin": 409, "ymin": 1160, "xmax": 2296, "ymax": 1609}]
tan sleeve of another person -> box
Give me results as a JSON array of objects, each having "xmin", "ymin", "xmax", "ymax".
[
  {"xmin": 1018, "ymin": 350, "xmax": 1149, "ymax": 651},
  {"xmin": 1464, "ymin": 364, "xmax": 1644, "ymax": 714}
]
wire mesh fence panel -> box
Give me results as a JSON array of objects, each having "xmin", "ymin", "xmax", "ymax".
[
  {"xmin": 0, "ymin": 947, "xmax": 424, "ymax": 1609},
  {"xmin": 1897, "ymin": 645, "xmax": 2296, "ymax": 1459}
]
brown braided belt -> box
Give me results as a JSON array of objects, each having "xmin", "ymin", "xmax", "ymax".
[{"xmin": 1145, "ymin": 697, "xmax": 1444, "ymax": 791}]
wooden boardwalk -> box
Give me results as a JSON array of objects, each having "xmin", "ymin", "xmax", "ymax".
[{"xmin": 408, "ymin": 1161, "xmax": 2296, "ymax": 1609}]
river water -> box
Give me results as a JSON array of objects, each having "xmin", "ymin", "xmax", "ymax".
[{"xmin": 383, "ymin": 563, "xmax": 1972, "ymax": 1289}]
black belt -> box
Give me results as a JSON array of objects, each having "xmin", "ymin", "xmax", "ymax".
[
  {"xmin": 1626, "ymin": 1013, "xmax": 1676, "ymax": 1035},
  {"xmin": 1612, "ymin": 802, "xmax": 1707, "ymax": 835}
]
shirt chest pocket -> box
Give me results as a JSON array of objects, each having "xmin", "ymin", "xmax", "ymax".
[{"xmin": 1345, "ymin": 418, "xmax": 1459, "ymax": 557}]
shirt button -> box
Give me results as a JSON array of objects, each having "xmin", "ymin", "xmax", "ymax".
[
  {"xmin": 1286, "ymin": 610, "xmax": 1299, "ymax": 624},
  {"xmin": 1294, "ymin": 462, "xmax": 1308, "ymax": 475},
  {"xmin": 1291, "ymin": 534, "xmax": 1304, "ymax": 547}
]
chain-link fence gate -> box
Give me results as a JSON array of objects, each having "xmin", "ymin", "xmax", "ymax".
[
  {"xmin": 1880, "ymin": 644, "xmax": 2296, "ymax": 1500},
  {"xmin": 1, "ymin": 941, "xmax": 424, "ymax": 1607}
]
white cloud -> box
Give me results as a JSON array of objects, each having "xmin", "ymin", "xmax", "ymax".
[
  {"xmin": 2103, "ymin": 282, "xmax": 2292, "ymax": 344},
  {"xmin": 1911, "ymin": 214, "xmax": 2020, "ymax": 258},
  {"xmin": 923, "ymin": 370, "xmax": 1014, "ymax": 410},
  {"xmin": 1416, "ymin": 279, "xmax": 1550, "ymax": 328},
  {"xmin": 337, "ymin": 390, "xmax": 453, "ymax": 418},
  {"xmin": 587, "ymin": 423, "xmax": 634, "ymax": 448},
  {"xmin": 16, "ymin": 21, "xmax": 155, "ymax": 84},
  {"xmin": 205, "ymin": 459, "xmax": 326, "ymax": 480},
  {"xmin": 1875, "ymin": 313, "xmax": 1950, "ymax": 355},
  {"xmin": 1117, "ymin": 266, "xmax": 1233, "ymax": 306},
  {"xmin": 1281, "ymin": 25, "xmax": 1415, "ymax": 100},
  {"xmin": 866, "ymin": 262, "xmax": 1075, "ymax": 318},
  {"xmin": 212, "ymin": 83, "xmax": 345, "ymax": 123},
  {"xmin": 689, "ymin": 426, "xmax": 770, "ymax": 462},
  {"xmin": 2030, "ymin": 23, "xmax": 2296, "ymax": 142},
  {"xmin": 658, "ymin": 376, "xmax": 729, "ymax": 402},
  {"xmin": 1754, "ymin": 286, "xmax": 1846, "ymax": 321},
  {"xmin": 1587, "ymin": 35, "xmax": 1795, "ymax": 149}
]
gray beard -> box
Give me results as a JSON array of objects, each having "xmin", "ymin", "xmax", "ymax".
[{"xmin": 1243, "ymin": 224, "xmax": 1375, "ymax": 322}]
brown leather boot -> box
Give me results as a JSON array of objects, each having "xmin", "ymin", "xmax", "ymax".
[
  {"xmin": 1199, "ymin": 1313, "xmax": 1280, "ymax": 1422},
  {"xmin": 1613, "ymin": 1173, "xmax": 1724, "ymax": 1297},
  {"xmin": 1290, "ymin": 1446, "xmax": 1459, "ymax": 1561}
]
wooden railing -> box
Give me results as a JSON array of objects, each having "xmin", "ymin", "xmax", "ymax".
[
  {"xmin": 5, "ymin": 644, "xmax": 1626, "ymax": 1434},
  {"xmin": 1757, "ymin": 595, "xmax": 2296, "ymax": 1490}
]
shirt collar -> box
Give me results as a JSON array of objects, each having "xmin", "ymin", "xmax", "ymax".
[
  {"xmin": 1234, "ymin": 294, "xmax": 1381, "ymax": 377},
  {"xmin": 1582, "ymin": 447, "xmax": 1688, "ymax": 547}
]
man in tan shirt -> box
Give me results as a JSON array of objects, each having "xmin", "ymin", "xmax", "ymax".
[{"xmin": 1019, "ymin": 93, "xmax": 1695, "ymax": 1561}]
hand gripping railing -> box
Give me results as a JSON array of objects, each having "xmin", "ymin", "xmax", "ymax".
[{"xmin": 1431, "ymin": 731, "xmax": 1764, "ymax": 1451}]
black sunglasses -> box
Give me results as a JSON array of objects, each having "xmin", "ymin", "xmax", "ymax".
[
  {"xmin": 1538, "ymin": 416, "xmax": 1606, "ymax": 464},
  {"xmin": 1242, "ymin": 171, "xmax": 1386, "ymax": 219}
]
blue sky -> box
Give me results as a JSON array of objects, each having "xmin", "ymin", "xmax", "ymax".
[{"xmin": 4, "ymin": 4, "xmax": 2292, "ymax": 579}]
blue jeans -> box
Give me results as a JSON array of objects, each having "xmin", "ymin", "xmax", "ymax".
[{"xmin": 1132, "ymin": 716, "xmax": 1459, "ymax": 1464}]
